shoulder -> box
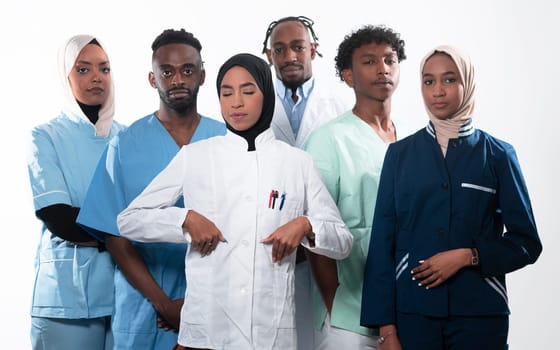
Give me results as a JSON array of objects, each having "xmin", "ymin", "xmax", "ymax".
[
  {"xmin": 474, "ymin": 129, "xmax": 519, "ymax": 166},
  {"xmin": 30, "ymin": 112, "xmax": 78, "ymax": 139},
  {"xmin": 306, "ymin": 112, "xmax": 351, "ymax": 143},
  {"xmin": 199, "ymin": 115, "xmax": 227, "ymax": 130},
  {"xmin": 273, "ymin": 140, "xmax": 314, "ymax": 163},
  {"xmin": 390, "ymin": 128, "xmax": 426, "ymax": 149},
  {"xmin": 476, "ymin": 129, "xmax": 515, "ymax": 152}
]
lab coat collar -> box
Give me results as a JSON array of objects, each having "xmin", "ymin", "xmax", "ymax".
[{"xmin": 225, "ymin": 128, "xmax": 276, "ymax": 151}]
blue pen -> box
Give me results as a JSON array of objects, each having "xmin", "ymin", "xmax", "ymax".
[{"xmin": 279, "ymin": 193, "xmax": 286, "ymax": 210}]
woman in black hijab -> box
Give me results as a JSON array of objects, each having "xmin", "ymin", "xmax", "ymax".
[
  {"xmin": 118, "ymin": 53, "xmax": 352, "ymax": 350},
  {"xmin": 216, "ymin": 53, "xmax": 275, "ymax": 151}
]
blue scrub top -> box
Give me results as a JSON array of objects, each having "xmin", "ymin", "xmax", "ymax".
[
  {"xmin": 78, "ymin": 113, "xmax": 226, "ymax": 349},
  {"xmin": 28, "ymin": 110, "xmax": 125, "ymax": 318}
]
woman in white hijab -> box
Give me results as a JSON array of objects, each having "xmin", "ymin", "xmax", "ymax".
[
  {"xmin": 27, "ymin": 35, "xmax": 125, "ymax": 350},
  {"xmin": 361, "ymin": 45, "xmax": 542, "ymax": 349}
]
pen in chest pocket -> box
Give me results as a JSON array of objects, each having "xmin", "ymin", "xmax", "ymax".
[{"xmin": 268, "ymin": 190, "xmax": 285, "ymax": 210}]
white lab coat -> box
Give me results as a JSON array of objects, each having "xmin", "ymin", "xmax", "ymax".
[
  {"xmin": 271, "ymin": 77, "xmax": 349, "ymax": 148},
  {"xmin": 118, "ymin": 129, "xmax": 353, "ymax": 350}
]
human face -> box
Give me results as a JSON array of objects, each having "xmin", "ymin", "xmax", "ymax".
[
  {"xmin": 421, "ymin": 53, "xmax": 464, "ymax": 120},
  {"xmin": 219, "ymin": 66, "xmax": 264, "ymax": 132},
  {"xmin": 342, "ymin": 42, "xmax": 400, "ymax": 103},
  {"xmin": 68, "ymin": 44, "xmax": 111, "ymax": 106},
  {"xmin": 265, "ymin": 21, "xmax": 316, "ymax": 89},
  {"xmin": 149, "ymin": 43, "xmax": 205, "ymax": 114}
]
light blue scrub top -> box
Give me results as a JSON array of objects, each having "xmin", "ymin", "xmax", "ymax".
[
  {"xmin": 77, "ymin": 113, "xmax": 226, "ymax": 349},
  {"xmin": 27, "ymin": 110, "xmax": 125, "ymax": 319}
]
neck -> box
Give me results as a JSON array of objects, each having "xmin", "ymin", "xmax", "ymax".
[
  {"xmin": 352, "ymin": 102, "xmax": 396, "ymax": 143},
  {"xmin": 155, "ymin": 110, "xmax": 201, "ymax": 147},
  {"xmin": 352, "ymin": 100, "xmax": 392, "ymax": 127}
]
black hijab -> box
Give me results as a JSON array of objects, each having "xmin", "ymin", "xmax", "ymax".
[{"xmin": 216, "ymin": 53, "xmax": 275, "ymax": 151}]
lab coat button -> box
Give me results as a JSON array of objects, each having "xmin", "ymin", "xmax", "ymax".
[
  {"xmin": 245, "ymin": 195, "xmax": 253, "ymax": 202},
  {"xmin": 441, "ymin": 182, "xmax": 448, "ymax": 189},
  {"xmin": 241, "ymin": 240, "xmax": 249, "ymax": 247},
  {"xmin": 241, "ymin": 288, "xmax": 247, "ymax": 294}
]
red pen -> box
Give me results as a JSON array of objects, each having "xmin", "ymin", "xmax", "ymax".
[{"xmin": 268, "ymin": 190, "xmax": 274, "ymax": 208}]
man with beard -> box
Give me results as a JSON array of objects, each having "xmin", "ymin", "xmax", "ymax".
[
  {"xmin": 262, "ymin": 16, "xmax": 350, "ymax": 350},
  {"xmin": 77, "ymin": 29, "xmax": 226, "ymax": 350}
]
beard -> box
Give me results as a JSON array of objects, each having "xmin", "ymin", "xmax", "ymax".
[{"xmin": 159, "ymin": 86, "xmax": 199, "ymax": 114}]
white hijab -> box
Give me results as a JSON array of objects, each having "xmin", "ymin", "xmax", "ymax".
[
  {"xmin": 420, "ymin": 45, "xmax": 475, "ymax": 156},
  {"xmin": 58, "ymin": 34, "xmax": 115, "ymax": 137}
]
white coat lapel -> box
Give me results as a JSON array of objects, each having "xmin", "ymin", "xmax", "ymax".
[{"xmin": 271, "ymin": 94, "xmax": 296, "ymax": 145}]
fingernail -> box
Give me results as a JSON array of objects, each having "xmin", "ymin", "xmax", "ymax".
[
  {"xmin": 418, "ymin": 282, "xmax": 422, "ymax": 287},
  {"xmin": 412, "ymin": 277, "xmax": 415, "ymax": 281},
  {"xmin": 419, "ymin": 260, "xmax": 425, "ymax": 263}
]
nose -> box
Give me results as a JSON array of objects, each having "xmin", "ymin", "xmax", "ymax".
[
  {"xmin": 432, "ymin": 83, "xmax": 445, "ymax": 97},
  {"xmin": 231, "ymin": 92, "xmax": 243, "ymax": 108},
  {"xmin": 171, "ymin": 73, "xmax": 184, "ymax": 87},
  {"xmin": 285, "ymin": 48, "xmax": 298, "ymax": 62},
  {"xmin": 92, "ymin": 72, "xmax": 102, "ymax": 83},
  {"xmin": 377, "ymin": 61, "xmax": 389, "ymax": 76}
]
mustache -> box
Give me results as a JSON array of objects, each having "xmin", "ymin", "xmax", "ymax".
[
  {"xmin": 167, "ymin": 87, "xmax": 192, "ymax": 95},
  {"xmin": 374, "ymin": 78, "xmax": 393, "ymax": 85},
  {"xmin": 280, "ymin": 62, "xmax": 304, "ymax": 70}
]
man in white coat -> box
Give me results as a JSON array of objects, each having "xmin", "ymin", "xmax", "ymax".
[{"xmin": 262, "ymin": 15, "xmax": 351, "ymax": 349}]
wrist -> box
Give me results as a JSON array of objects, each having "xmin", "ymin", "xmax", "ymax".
[
  {"xmin": 378, "ymin": 330, "xmax": 396, "ymax": 345},
  {"xmin": 470, "ymin": 247, "xmax": 479, "ymax": 266}
]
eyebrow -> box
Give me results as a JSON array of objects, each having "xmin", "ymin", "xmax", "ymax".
[
  {"xmin": 422, "ymin": 70, "xmax": 457, "ymax": 77},
  {"xmin": 272, "ymin": 39, "xmax": 306, "ymax": 46},
  {"xmin": 220, "ymin": 81, "xmax": 257, "ymax": 90},
  {"xmin": 76, "ymin": 60, "xmax": 109, "ymax": 66}
]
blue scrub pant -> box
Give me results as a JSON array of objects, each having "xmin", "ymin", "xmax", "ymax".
[
  {"xmin": 397, "ymin": 313, "xmax": 508, "ymax": 350},
  {"xmin": 31, "ymin": 316, "xmax": 112, "ymax": 350}
]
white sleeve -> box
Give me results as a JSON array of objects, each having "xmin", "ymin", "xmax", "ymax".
[
  {"xmin": 301, "ymin": 157, "xmax": 353, "ymax": 259},
  {"xmin": 117, "ymin": 148, "xmax": 190, "ymax": 243}
]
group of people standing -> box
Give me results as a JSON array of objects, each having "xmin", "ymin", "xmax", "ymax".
[{"xmin": 26, "ymin": 15, "xmax": 541, "ymax": 350}]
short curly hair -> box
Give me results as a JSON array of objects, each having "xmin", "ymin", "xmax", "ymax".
[
  {"xmin": 151, "ymin": 28, "xmax": 202, "ymax": 59},
  {"xmin": 335, "ymin": 25, "xmax": 406, "ymax": 81}
]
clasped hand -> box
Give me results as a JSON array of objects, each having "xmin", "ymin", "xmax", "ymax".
[{"xmin": 410, "ymin": 248, "xmax": 471, "ymax": 289}]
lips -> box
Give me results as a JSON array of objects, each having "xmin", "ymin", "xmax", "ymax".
[
  {"xmin": 229, "ymin": 113, "xmax": 246, "ymax": 121},
  {"xmin": 88, "ymin": 87, "xmax": 104, "ymax": 94},
  {"xmin": 431, "ymin": 102, "xmax": 448, "ymax": 109},
  {"xmin": 281, "ymin": 65, "xmax": 302, "ymax": 74},
  {"xmin": 168, "ymin": 89, "xmax": 190, "ymax": 98},
  {"xmin": 374, "ymin": 79, "xmax": 392, "ymax": 86}
]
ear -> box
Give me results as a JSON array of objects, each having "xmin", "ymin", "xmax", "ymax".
[
  {"xmin": 341, "ymin": 69, "xmax": 354, "ymax": 88},
  {"xmin": 148, "ymin": 72, "xmax": 156, "ymax": 88},
  {"xmin": 199, "ymin": 69, "xmax": 206, "ymax": 86},
  {"xmin": 310, "ymin": 43, "xmax": 318, "ymax": 60},
  {"xmin": 265, "ymin": 48, "xmax": 273, "ymax": 65}
]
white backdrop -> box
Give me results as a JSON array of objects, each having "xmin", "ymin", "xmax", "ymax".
[{"xmin": 1, "ymin": 0, "xmax": 557, "ymax": 348}]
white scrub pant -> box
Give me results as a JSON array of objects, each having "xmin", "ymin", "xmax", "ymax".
[
  {"xmin": 314, "ymin": 314, "xmax": 378, "ymax": 350},
  {"xmin": 295, "ymin": 260, "xmax": 314, "ymax": 350},
  {"xmin": 31, "ymin": 316, "xmax": 112, "ymax": 350}
]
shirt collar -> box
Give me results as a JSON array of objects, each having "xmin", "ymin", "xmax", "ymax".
[
  {"xmin": 426, "ymin": 119, "xmax": 475, "ymax": 139},
  {"xmin": 274, "ymin": 76, "xmax": 315, "ymax": 101}
]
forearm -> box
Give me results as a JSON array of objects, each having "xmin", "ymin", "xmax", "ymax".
[
  {"xmin": 36, "ymin": 204, "xmax": 99, "ymax": 243},
  {"xmin": 105, "ymin": 235, "xmax": 172, "ymax": 309},
  {"xmin": 308, "ymin": 251, "xmax": 338, "ymax": 313}
]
